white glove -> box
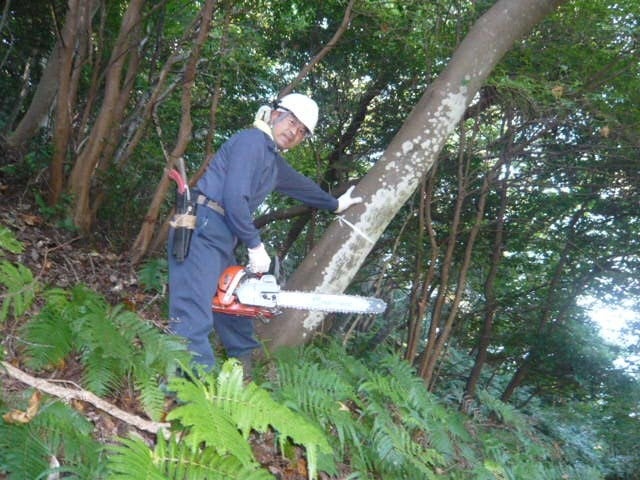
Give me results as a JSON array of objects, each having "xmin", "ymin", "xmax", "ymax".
[
  {"xmin": 247, "ymin": 243, "xmax": 271, "ymax": 273},
  {"xmin": 334, "ymin": 185, "xmax": 363, "ymax": 213}
]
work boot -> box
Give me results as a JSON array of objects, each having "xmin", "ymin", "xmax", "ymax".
[{"xmin": 237, "ymin": 353, "xmax": 253, "ymax": 382}]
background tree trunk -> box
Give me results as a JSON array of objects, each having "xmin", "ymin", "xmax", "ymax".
[
  {"xmin": 6, "ymin": 29, "xmax": 63, "ymax": 149},
  {"xmin": 463, "ymin": 162, "xmax": 509, "ymax": 411},
  {"xmin": 68, "ymin": 0, "xmax": 144, "ymax": 233},
  {"xmin": 50, "ymin": 0, "xmax": 96, "ymax": 206},
  {"xmin": 257, "ymin": 0, "xmax": 568, "ymax": 351}
]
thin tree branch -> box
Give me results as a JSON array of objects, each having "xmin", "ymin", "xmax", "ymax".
[
  {"xmin": 279, "ymin": 0, "xmax": 356, "ymax": 97},
  {"xmin": 1, "ymin": 361, "xmax": 170, "ymax": 436}
]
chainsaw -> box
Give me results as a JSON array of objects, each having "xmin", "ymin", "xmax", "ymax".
[{"xmin": 212, "ymin": 265, "xmax": 386, "ymax": 320}]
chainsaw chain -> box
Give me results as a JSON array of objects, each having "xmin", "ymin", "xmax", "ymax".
[{"xmin": 275, "ymin": 290, "xmax": 386, "ymax": 315}]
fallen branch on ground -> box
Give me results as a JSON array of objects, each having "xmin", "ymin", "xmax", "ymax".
[{"xmin": 1, "ymin": 360, "xmax": 170, "ymax": 436}]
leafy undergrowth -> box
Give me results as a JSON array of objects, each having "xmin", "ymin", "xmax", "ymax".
[{"xmin": 0, "ymin": 201, "xmax": 607, "ymax": 479}]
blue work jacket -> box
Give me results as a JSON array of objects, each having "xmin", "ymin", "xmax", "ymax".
[{"xmin": 196, "ymin": 128, "xmax": 338, "ymax": 248}]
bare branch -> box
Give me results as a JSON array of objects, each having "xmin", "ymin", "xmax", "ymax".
[
  {"xmin": 1, "ymin": 361, "xmax": 170, "ymax": 437},
  {"xmin": 279, "ymin": 0, "xmax": 356, "ymax": 97}
]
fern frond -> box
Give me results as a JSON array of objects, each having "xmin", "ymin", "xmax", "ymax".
[
  {"xmin": 137, "ymin": 258, "xmax": 167, "ymax": 294},
  {"xmin": 110, "ymin": 305, "xmax": 190, "ymax": 376},
  {"xmin": 0, "ymin": 226, "xmax": 24, "ymax": 255},
  {"xmin": 365, "ymin": 398, "xmax": 442, "ymax": 479},
  {"xmin": 22, "ymin": 304, "xmax": 74, "ymax": 369},
  {"xmin": 107, "ymin": 436, "xmax": 168, "ymax": 480},
  {"xmin": 274, "ymin": 358, "xmax": 363, "ymax": 460},
  {"xmin": 108, "ymin": 434, "xmax": 274, "ymax": 480},
  {"xmin": 0, "ymin": 260, "xmax": 38, "ymax": 322},
  {"xmin": 477, "ymin": 389, "xmax": 528, "ymax": 432},
  {"xmin": 136, "ymin": 330, "xmax": 191, "ymax": 378},
  {"xmin": 132, "ymin": 364, "xmax": 165, "ymax": 422},
  {"xmin": 277, "ymin": 343, "xmax": 467, "ymax": 478},
  {"xmin": 82, "ymin": 348, "xmax": 125, "ymax": 396},
  {"xmin": 73, "ymin": 310, "xmax": 132, "ymax": 361},
  {"xmin": 21, "ymin": 283, "xmax": 189, "ymax": 420},
  {"xmin": 166, "ymin": 371, "xmax": 258, "ymax": 465},
  {"xmin": 0, "ymin": 418, "xmax": 50, "ymax": 479},
  {"xmin": 167, "ymin": 360, "xmax": 335, "ymax": 479},
  {"xmin": 0, "ymin": 398, "xmax": 105, "ymax": 480}
]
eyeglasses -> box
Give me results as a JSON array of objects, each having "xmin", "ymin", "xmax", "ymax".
[{"xmin": 282, "ymin": 112, "xmax": 309, "ymax": 138}]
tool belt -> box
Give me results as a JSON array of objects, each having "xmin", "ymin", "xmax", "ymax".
[{"xmin": 195, "ymin": 194, "xmax": 225, "ymax": 216}]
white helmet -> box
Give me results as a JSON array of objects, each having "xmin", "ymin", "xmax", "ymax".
[{"xmin": 276, "ymin": 93, "xmax": 319, "ymax": 135}]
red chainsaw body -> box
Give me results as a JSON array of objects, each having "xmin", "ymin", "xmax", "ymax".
[{"xmin": 212, "ymin": 265, "xmax": 276, "ymax": 319}]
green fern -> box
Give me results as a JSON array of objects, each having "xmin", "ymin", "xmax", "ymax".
[
  {"xmin": 137, "ymin": 257, "xmax": 168, "ymax": 294},
  {"xmin": 273, "ymin": 343, "xmax": 479, "ymax": 479},
  {"xmin": 477, "ymin": 389, "xmax": 528, "ymax": 432},
  {"xmin": 108, "ymin": 434, "xmax": 274, "ymax": 480},
  {"xmin": 164, "ymin": 360, "xmax": 335, "ymax": 479},
  {"xmin": 273, "ymin": 355, "xmax": 365, "ymax": 465},
  {"xmin": 0, "ymin": 396, "xmax": 106, "ymax": 479},
  {"xmin": 0, "ymin": 260, "xmax": 38, "ymax": 323},
  {"xmin": 0, "ymin": 416, "xmax": 50, "ymax": 480},
  {"xmin": 21, "ymin": 284, "xmax": 190, "ymax": 420},
  {"xmin": 0, "ymin": 226, "xmax": 24, "ymax": 255},
  {"xmin": 21, "ymin": 294, "xmax": 74, "ymax": 369}
]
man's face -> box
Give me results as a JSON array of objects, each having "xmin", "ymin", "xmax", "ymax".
[{"xmin": 270, "ymin": 110, "xmax": 309, "ymax": 150}]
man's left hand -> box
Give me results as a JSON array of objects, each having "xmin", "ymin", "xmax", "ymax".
[{"xmin": 335, "ymin": 186, "xmax": 363, "ymax": 213}]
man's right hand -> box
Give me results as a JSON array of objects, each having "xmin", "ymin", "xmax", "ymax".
[{"xmin": 247, "ymin": 243, "xmax": 271, "ymax": 273}]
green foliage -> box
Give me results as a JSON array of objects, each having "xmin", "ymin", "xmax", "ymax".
[
  {"xmin": 108, "ymin": 360, "xmax": 334, "ymax": 480},
  {"xmin": 0, "ymin": 397, "xmax": 106, "ymax": 479},
  {"xmin": 0, "ymin": 226, "xmax": 37, "ymax": 323},
  {"xmin": 272, "ymin": 344, "xmax": 465, "ymax": 478},
  {"xmin": 108, "ymin": 434, "xmax": 274, "ymax": 480},
  {"xmin": 0, "ymin": 226, "xmax": 24, "ymax": 255},
  {"xmin": 137, "ymin": 257, "xmax": 168, "ymax": 294},
  {"xmin": 0, "ymin": 261, "xmax": 37, "ymax": 323},
  {"xmin": 21, "ymin": 285, "xmax": 191, "ymax": 420},
  {"xmin": 270, "ymin": 342, "xmax": 615, "ymax": 480}
]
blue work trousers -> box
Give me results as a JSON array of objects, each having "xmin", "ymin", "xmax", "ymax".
[{"xmin": 168, "ymin": 205, "xmax": 260, "ymax": 369}]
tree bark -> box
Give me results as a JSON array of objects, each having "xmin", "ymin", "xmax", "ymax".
[
  {"xmin": 405, "ymin": 173, "xmax": 439, "ymax": 364},
  {"xmin": 257, "ymin": 0, "xmax": 568, "ymax": 350},
  {"xmin": 6, "ymin": 32, "xmax": 62, "ymax": 149},
  {"xmin": 50, "ymin": 0, "xmax": 95, "ymax": 206},
  {"xmin": 463, "ymin": 160, "xmax": 510, "ymax": 411},
  {"xmin": 68, "ymin": 0, "xmax": 145, "ymax": 233}
]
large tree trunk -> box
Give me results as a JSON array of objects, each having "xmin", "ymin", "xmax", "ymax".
[{"xmin": 257, "ymin": 0, "xmax": 567, "ymax": 351}]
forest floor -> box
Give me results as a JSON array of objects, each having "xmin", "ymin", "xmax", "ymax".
[{"xmin": 0, "ymin": 186, "xmax": 316, "ymax": 479}]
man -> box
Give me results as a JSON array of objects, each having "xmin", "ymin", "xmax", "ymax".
[{"xmin": 168, "ymin": 93, "xmax": 362, "ymax": 372}]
